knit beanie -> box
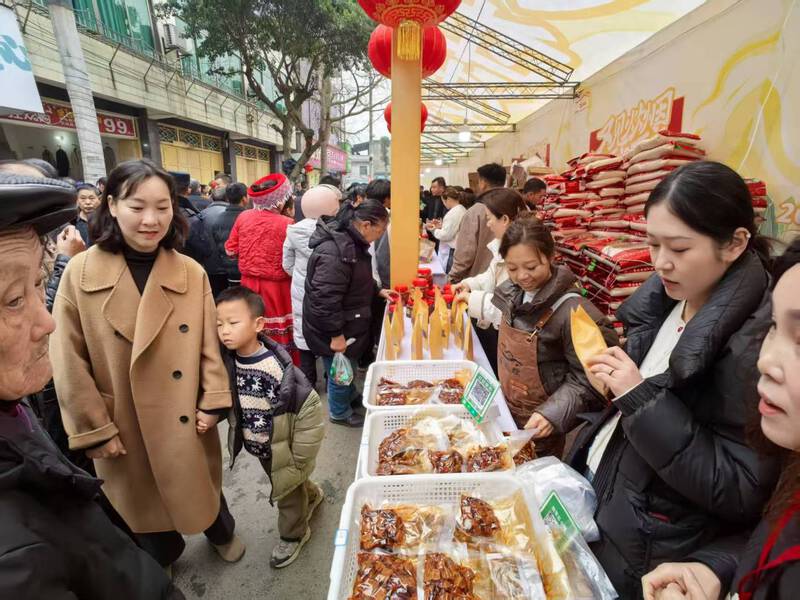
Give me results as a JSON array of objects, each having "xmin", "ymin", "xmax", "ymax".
[
  {"xmin": 248, "ymin": 173, "xmax": 291, "ymax": 210},
  {"xmin": 301, "ymin": 185, "xmax": 341, "ymax": 219}
]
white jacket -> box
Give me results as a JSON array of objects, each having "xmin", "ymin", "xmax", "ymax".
[
  {"xmin": 432, "ymin": 204, "xmax": 466, "ymax": 249},
  {"xmin": 461, "ymin": 238, "xmax": 507, "ymax": 329},
  {"xmin": 282, "ymin": 218, "xmax": 317, "ymax": 351}
]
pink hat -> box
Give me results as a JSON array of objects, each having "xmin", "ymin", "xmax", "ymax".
[
  {"xmin": 301, "ymin": 185, "xmax": 341, "ymax": 219},
  {"xmin": 248, "ymin": 173, "xmax": 291, "ymax": 210}
]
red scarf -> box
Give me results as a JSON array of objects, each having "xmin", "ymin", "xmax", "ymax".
[{"xmin": 738, "ymin": 492, "xmax": 800, "ymax": 599}]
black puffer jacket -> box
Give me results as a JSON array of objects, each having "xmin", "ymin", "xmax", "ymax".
[
  {"xmin": 567, "ymin": 251, "xmax": 779, "ymax": 599},
  {"xmin": 732, "ymin": 506, "xmax": 800, "ymax": 599},
  {"xmin": 197, "ymin": 202, "xmax": 245, "ymax": 279},
  {"xmin": 0, "ymin": 400, "xmax": 182, "ymax": 599},
  {"xmin": 303, "ymin": 217, "xmax": 378, "ymax": 360}
]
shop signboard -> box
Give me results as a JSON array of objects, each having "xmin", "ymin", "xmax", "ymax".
[
  {"xmin": 0, "ymin": 6, "xmax": 43, "ymax": 114},
  {"xmin": 0, "ymin": 99, "xmax": 137, "ymax": 139},
  {"xmin": 310, "ymin": 144, "xmax": 348, "ymax": 172}
]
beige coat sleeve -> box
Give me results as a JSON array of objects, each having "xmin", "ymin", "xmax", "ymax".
[
  {"xmin": 50, "ymin": 279, "xmax": 119, "ymax": 450},
  {"xmin": 449, "ymin": 204, "xmax": 481, "ymax": 283},
  {"xmin": 290, "ymin": 390, "xmax": 325, "ymax": 470},
  {"xmin": 197, "ymin": 278, "xmax": 233, "ymax": 412}
]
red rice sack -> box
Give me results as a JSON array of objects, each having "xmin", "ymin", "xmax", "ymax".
[
  {"xmin": 624, "ymin": 178, "xmax": 663, "ymax": 195},
  {"xmin": 625, "ymin": 168, "xmax": 677, "ymax": 186},
  {"xmin": 627, "ymin": 158, "xmax": 695, "ymax": 176},
  {"xmin": 586, "ymin": 176, "xmax": 625, "ymax": 190},
  {"xmin": 623, "ymin": 131, "xmax": 702, "ymax": 160}
]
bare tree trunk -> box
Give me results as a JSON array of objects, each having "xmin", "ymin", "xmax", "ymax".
[
  {"xmin": 48, "ymin": 0, "xmax": 106, "ymax": 182},
  {"xmin": 318, "ymin": 71, "xmax": 332, "ymax": 174}
]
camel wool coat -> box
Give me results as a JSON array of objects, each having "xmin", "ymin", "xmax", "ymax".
[{"xmin": 50, "ymin": 245, "xmax": 232, "ymax": 535}]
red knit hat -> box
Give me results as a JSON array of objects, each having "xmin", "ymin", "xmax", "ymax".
[{"xmin": 248, "ymin": 173, "xmax": 291, "ymax": 210}]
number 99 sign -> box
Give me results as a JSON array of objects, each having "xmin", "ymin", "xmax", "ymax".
[{"xmin": 98, "ymin": 115, "xmax": 134, "ymax": 138}]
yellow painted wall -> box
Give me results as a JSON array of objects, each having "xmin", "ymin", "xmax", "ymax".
[{"xmin": 235, "ymin": 156, "xmax": 270, "ymax": 186}]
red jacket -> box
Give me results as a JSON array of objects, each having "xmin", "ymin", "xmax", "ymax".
[{"xmin": 225, "ymin": 209, "xmax": 292, "ymax": 280}]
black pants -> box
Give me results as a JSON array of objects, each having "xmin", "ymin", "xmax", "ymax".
[
  {"xmin": 474, "ymin": 319, "xmax": 499, "ymax": 377},
  {"xmin": 299, "ymin": 350, "xmax": 317, "ymax": 388},
  {"xmin": 135, "ymin": 495, "xmax": 236, "ymax": 566}
]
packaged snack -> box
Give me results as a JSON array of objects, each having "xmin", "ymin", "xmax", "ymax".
[
  {"xmin": 505, "ymin": 430, "xmax": 537, "ymax": 466},
  {"xmin": 359, "ymin": 502, "xmax": 453, "ymax": 555},
  {"xmin": 465, "ymin": 444, "xmax": 513, "ymax": 473},
  {"xmin": 570, "ymin": 305, "xmax": 609, "ymax": 395},
  {"xmin": 456, "ymin": 495, "xmax": 501, "ymax": 540},
  {"xmin": 348, "ymin": 552, "xmax": 417, "ymax": 600},
  {"xmin": 360, "ymin": 505, "xmax": 406, "ymax": 551},
  {"xmin": 480, "ymin": 548, "xmax": 547, "ymax": 600},
  {"xmin": 428, "ymin": 449, "xmax": 464, "ymax": 474},
  {"xmin": 423, "ymin": 552, "xmax": 479, "ymax": 600}
]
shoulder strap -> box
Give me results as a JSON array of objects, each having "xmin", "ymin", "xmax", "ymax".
[{"xmin": 531, "ymin": 292, "xmax": 583, "ymax": 332}]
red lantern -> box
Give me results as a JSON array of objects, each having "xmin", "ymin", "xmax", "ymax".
[
  {"xmin": 358, "ymin": 0, "xmax": 461, "ymax": 60},
  {"xmin": 368, "ymin": 24, "xmax": 447, "ymax": 79},
  {"xmin": 384, "ymin": 102, "xmax": 428, "ymax": 133}
]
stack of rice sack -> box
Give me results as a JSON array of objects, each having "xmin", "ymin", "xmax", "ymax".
[
  {"xmin": 578, "ymin": 238, "xmax": 655, "ymax": 335},
  {"xmin": 746, "ymin": 179, "xmax": 769, "ymax": 227},
  {"xmin": 540, "ymin": 170, "xmax": 590, "ymax": 239},
  {"xmin": 621, "ymin": 131, "xmax": 706, "ymax": 224},
  {"xmin": 580, "ymin": 155, "xmax": 632, "ymax": 238}
]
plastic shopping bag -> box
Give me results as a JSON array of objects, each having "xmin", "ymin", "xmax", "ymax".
[{"xmin": 329, "ymin": 352, "xmax": 354, "ymax": 386}]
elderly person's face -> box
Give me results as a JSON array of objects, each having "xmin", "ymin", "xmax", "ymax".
[{"xmin": 0, "ymin": 228, "xmax": 55, "ymax": 400}]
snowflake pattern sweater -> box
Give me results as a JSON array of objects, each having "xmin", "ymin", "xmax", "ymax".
[{"xmin": 234, "ymin": 345, "xmax": 284, "ymax": 458}]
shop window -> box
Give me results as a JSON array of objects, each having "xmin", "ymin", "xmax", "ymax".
[
  {"xmin": 257, "ymin": 149, "xmax": 270, "ymax": 162},
  {"xmin": 203, "ymin": 136, "xmax": 221, "ymax": 152},
  {"xmin": 178, "ymin": 130, "xmax": 202, "ymax": 148},
  {"xmin": 244, "ymin": 145, "xmax": 256, "ymax": 159},
  {"xmin": 158, "ymin": 125, "xmax": 178, "ymax": 144},
  {"xmin": 360, "ymin": 165, "xmax": 368, "ymax": 176},
  {"xmin": 234, "ymin": 143, "xmax": 244, "ymax": 157}
]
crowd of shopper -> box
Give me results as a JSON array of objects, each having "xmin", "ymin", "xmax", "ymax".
[{"xmin": 0, "ymin": 154, "xmax": 797, "ymax": 599}]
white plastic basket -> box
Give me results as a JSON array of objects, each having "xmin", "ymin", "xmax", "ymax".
[
  {"xmin": 328, "ymin": 473, "xmax": 520, "ymax": 600},
  {"xmin": 359, "ymin": 405, "xmax": 506, "ymax": 479},
  {"xmin": 362, "ymin": 359, "xmax": 478, "ymax": 411}
]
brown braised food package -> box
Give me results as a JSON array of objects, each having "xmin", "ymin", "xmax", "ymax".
[
  {"xmin": 512, "ymin": 439, "xmax": 537, "ymax": 466},
  {"xmin": 428, "ymin": 449, "xmax": 464, "ymax": 474},
  {"xmin": 465, "ymin": 445, "xmax": 509, "ymax": 473},
  {"xmin": 437, "ymin": 378, "xmax": 465, "ymax": 404},
  {"xmin": 377, "ymin": 428, "xmax": 433, "ymax": 475},
  {"xmin": 423, "ymin": 552, "xmax": 479, "ymax": 600},
  {"xmin": 349, "ymin": 552, "xmax": 417, "ymax": 600},
  {"xmin": 456, "ymin": 496, "xmax": 501, "ymax": 540},
  {"xmin": 360, "ymin": 506, "xmax": 406, "ymax": 551}
]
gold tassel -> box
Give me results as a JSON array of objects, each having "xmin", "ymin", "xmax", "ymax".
[{"xmin": 396, "ymin": 20, "xmax": 421, "ymax": 61}]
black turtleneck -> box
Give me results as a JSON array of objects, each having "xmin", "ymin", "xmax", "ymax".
[{"xmin": 123, "ymin": 245, "xmax": 158, "ymax": 295}]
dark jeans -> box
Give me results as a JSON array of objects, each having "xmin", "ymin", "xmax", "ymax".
[
  {"xmin": 299, "ymin": 350, "xmax": 317, "ymax": 388},
  {"xmin": 474, "ymin": 319, "xmax": 499, "ymax": 377},
  {"xmin": 135, "ymin": 495, "xmax": 236, "ymax": 566},
  {"xmin": 321, "ymin": 355, "xmax": 358, "ymax": 420}
]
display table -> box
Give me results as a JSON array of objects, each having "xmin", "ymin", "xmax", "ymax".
[
  {"xmin": 375, "ymin": 308, "xmax": 517, "ymax": 432},
  {"xmin": 418, "ymin": 256, "xmax": 447, "ymax": 286}
]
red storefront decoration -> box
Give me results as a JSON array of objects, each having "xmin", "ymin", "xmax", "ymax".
[
  {"xmin": 310, "ymin": 144, "xmax": 348, "ymax": 172},
  {"xmin": 0, "ymin": 99, "xmax": 137, "ymax": 138},
  {"xmin": 368, "ymin": 24, "xmax": 447, "ymax": 79},
  {"xmin": 384, "ymin": 101, "xmax": 428, "ymax": 133},
  {"xmin": 358, "ymin": 0, "xmax": 460, "ymax": 60}
]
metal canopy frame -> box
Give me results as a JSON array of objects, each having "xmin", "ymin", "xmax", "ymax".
[
  {"xmin": 424, "ymin": 122, "xmax": 516, "ymax": 134},
  {"xmin": 441, "ymin": 12, "xmax": 574, "ymax": 83},
  {"xmin": 423, "ymin": 81, "xmax": 579, "ymax": 100},
  {"xmin": 422, "ymin": 78, "xmax": 510, "ymax": 123}
]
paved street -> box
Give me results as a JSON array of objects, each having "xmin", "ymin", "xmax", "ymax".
[{"xmin": 173, "ymin": 371, "xmax": 362, "ymax": 599}]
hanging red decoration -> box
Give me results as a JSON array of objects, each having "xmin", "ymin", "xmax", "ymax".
[
  {"xmin": 384, "ymin": 102, "xmax": 428, "ymax": 133},
  {"xmin": 358, "ymin": 0, "xmax": 461, "ymax": 60},
  {"xmin": 368, "ymin": 24, "xmax": 447, "ymax": 79}
]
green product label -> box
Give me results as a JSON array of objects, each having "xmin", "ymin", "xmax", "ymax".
[
  {"xmin": 461, "ymin": 367, "xmax": 500, "ymax": 424},
  {"xmin": 540, "ymin": 491, "xmax": 579, "ymax": 551}
]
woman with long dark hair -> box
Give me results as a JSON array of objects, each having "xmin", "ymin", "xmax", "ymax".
[
  {"xmin": 50, "ymin": 159, "xmax": 243, "ymax": 568},
  {"xmin": 302, "ymin": 199, "xmax": 391, "ymax": 427},
  {"xmin": 566, "ymin": 161, "xmax": 777, "ymax": 598},
  {"xmin": 642, "ymin": 238, "xmax": 800, "ymax": 599},
  {"xmin": 451, "ymin": 187, "xmax": 528, "ymax": 374}
]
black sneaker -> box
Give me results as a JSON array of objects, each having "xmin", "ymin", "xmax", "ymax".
[{"xmin": 329, "ymin": 413, "xmax": 365, "ymax": 427}]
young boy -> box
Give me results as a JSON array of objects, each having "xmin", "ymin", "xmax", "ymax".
[{"xmin": 214, "ymin": 286, "xmax": 325, "ymax": 568}]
